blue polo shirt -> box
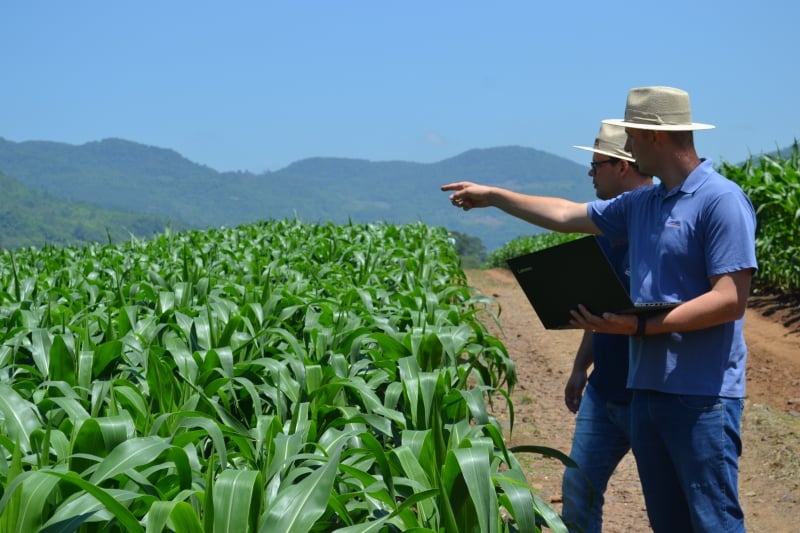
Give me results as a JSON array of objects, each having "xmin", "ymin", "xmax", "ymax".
[
  {"xmin": 588, "ymin": 160, "xmax": 758, "ymax": 397},
  {"xmin": 589, "ymin": 237, "xmax": 632, "ymax": 404}
]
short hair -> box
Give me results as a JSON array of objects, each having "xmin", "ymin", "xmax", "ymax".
[{"xmin": 666, "ymin": 130, "xmax": 695, "ymax": 148}]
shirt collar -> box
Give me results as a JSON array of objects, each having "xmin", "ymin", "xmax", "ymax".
[{"xmin": 656, "ymin": 158, "xmax": 714, "ymax": 197}]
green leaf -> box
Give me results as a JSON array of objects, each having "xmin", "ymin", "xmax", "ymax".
[
  {"xmin": 509, "ymin": 444, "xmax": 578, "ymax": 469},
  {"xmin": 38, "ymin": 470, "xmax": 144, "ymax": 533},
  {"xmin": 495, "ymin": 468, "xmax": 537, "ymax": 533},
  {"xmin": 111, "ymin": 380, "xmax": 149, "ymax": 422},
  {"xmin": 171, "ymin": 415, "xmax": 229, "ymax": 468},
  {"xmin": 261, "ymin": 446, "xmax": 342, "ymax": 533},
  {"xmin": 532, "ymin": 491, "xmax": 568, "ymax": 533},
  {"xmin": 49, "ymin": 397, "xmax": 90, "ymax": 427},
  {"xmin": 44, "ymin": 487, "xmax": 141, "ymax": 530},
  {"xmin": 358, "ymin": 431, "xmax": 395, "ymax": 502},
  {"xmin": 38, "ymin": 512, "xmax": 97, "ymax": 533},
  {"xmin": 392, "ymin": 446, "xmax": 435, "ymax": 522},
  {"xmin": 91, "ymin": 340, "xmax": 124, "ymax": 378},
  {"xmin": 213, "ymin": 469, "xmax": 263, "ymax": 533},
  {"xmin": 15, "ymin": 469, "xmax": 62, "ymax": 533},
  {"xmin": 49, "ymin": 334, "xmax": 76, "ymax": 383},
  {"xmin": 0, "ymin": 450, "xmax": 23, "ymax": 530},
  {"xmin": 145, "ymin": 500, "xmax": 173, "ymax": 533},
  {"xmin": 0, "ymin": 383, "xmax": 42, "ymax": 452},
  {"xmin": 89, "ymin": 436, "xmax": 170, "ymax": 484},
  {"xmin": 366, "ymin": 332, "xmax": 412, "ymax": 360},
  {"xmin": 442, "ymin": 445, "xmax": 500, "ymax": 533},
  {"xmin": 70, "ymin": 417, "xmax": 104, "ymax": 474},
  {"xmin": 77, "ymin": 350, "xmax": 94, "ymax": 397},
  {"xmin": 31, "ymin": 328, "xmax": 52, "ymax": 378},
  {"xmin": 459, "ymin": 387, "xmax": 491, "ymax": 426},
  {"xmin": 167, "ymin": 501, "xmax": 205, "ymax": 533}
]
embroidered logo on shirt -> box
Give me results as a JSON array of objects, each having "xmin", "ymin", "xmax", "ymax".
[{"xmin": 665, "ymin": 218, "xmax": 681, "ymax": 228}]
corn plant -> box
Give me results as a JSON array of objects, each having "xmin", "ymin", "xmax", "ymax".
[
  {"xmin": 719, "ymin": 142, "xmax": 800, "ymax": 292},
  {"xmin": 484, "ymin": 232, "xmax": 582, "ymax": 269},
  {"xmin": 0, "ymin": 220, "xmax": 568, "ymax": 532}
]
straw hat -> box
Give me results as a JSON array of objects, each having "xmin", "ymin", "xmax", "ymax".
[
  {"xmin": 603, "ymin": 86, "xmax": 715, "ymax": 131},
  {"xmin": 573, "ymin": 123, "xmax": 635, "ymax": 162}
]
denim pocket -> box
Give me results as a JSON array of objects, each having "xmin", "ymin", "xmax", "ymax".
[{"xmin": 676, "ymin": 394, "xmax": 722, "ymax": 411}]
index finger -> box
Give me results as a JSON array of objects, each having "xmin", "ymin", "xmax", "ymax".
[{"xmin": 440, "ymin": 182, "xmax": 466, "ymax": 192}]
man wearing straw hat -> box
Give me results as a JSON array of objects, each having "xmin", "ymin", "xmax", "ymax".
[
  {"xmin": 442, "ymin": 86, "xmax": 756, "ymax": 532},
  {"xmin": 561, "ymin": 123, "xmax": 651, "ymax": 533}
]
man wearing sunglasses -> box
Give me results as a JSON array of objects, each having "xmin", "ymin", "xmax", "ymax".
[{"xmin": 561, "ymin": 123, "xmax": 652, "ymax": 533}]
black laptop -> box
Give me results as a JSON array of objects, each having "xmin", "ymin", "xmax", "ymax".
[{"xmin": 506, "ymin": 236, "xmax": 680, "ymax": 330}]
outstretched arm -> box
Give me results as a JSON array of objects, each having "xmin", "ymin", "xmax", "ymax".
[{"xmin": 442, "ymin": 181, "xmax": 600, "ymax": 234}]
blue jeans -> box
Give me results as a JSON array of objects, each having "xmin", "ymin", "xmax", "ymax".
[
  {"xmin": 561, "ymin": 383, "xmax": 632, "ymax": 533},
  {"xmin": 630, "ymin": 390, "xmax": 745, "ymax": 532}
]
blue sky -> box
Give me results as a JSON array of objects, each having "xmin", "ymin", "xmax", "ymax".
[{"xmin": 2, "ymin": 1, "xmax": 798, "ymax": 173}]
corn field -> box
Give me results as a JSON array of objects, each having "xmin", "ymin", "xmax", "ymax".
[
  {"xmin": 484, "ymin": 233, "xmax": 581, "ymax": 269},
  {"xmin": 720, "ymin": 142, "xmax": 800, "ymax": 292},
  {"xmin": 0, "ymin": 220, "xmax": 570, "ymax": 532}
]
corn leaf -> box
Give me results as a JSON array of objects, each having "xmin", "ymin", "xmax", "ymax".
[
  {"xmin": 213, "ymin": 469, "xmax": 263, "ymax": 533},
  {"xmin": 261, "ymin": 446, "xmax": 342, "ymax": 533},
  {"xmin": 444, "ymin": 445, "xmax": 498, "ymax": 533},
  {"xmin": 0, "ymin": 383, "xmax": 42, "ymax": 451},
  {"xmin": 13, "ymin": 469, "xmax": 63, "ymax": 533},
  {"xmin": 38, "ymin": 471, "xmax": 144, "ymax": 533},
  {"xmin": 89, "ymin": 436, "xmax": 170, "ymax": 484}
]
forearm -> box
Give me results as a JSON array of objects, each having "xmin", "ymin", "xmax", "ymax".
[
  {"xmin": 572, "ymin": 270, "xmax": 755, "ymax": 337},
  {"xmin": 637, "ymin": 270, "xmax": 754, "ymax": 335},
  {"xmin": 443, "ymin": 181, "xmax": 600, "ymax": 234},
  {"xmin": 565, "ymin": 330, "xmax": 593, "ymax": 413},
  {"xmin": 488, "ymin": 188, "xmax": 598, "ymax": 234}
]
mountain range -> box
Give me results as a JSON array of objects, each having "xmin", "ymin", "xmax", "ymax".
[
  {"xmin": 1, "ymin": 136, "xmax": 795, "ymax": 252},
  {"xmin": 0, "ymin": 137, "xmax": 598, "ymax": 251}
]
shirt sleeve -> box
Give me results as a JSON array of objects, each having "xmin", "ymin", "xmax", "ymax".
[
  {"xmin": 703, "ymin": 188, "xmax": 759, "ymax": 277},
  {"xmin": 588, "ymin": 190, "xmax": 638, "ymax": 245}
]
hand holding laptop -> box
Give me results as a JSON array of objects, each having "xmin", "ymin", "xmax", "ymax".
[{"xmin": 506, "ymin": 236, "xmax": 680, "ymax": 330}]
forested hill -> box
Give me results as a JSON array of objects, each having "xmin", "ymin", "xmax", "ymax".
[
  {"xmin": 0, "ymin": 169, "xmax": 181, "ymax": 249},
  {"xmin": 4, "ymin": 136, "xmax": 796, "ymax": 252},
  {"xmin": 0, "ymin": 137, "xmax": 599, "ymax": 251}
]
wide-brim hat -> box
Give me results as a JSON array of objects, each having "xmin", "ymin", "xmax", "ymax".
[
  {"xmin": 603, "ymin": 86, "xmax": 715, "ymax": 131},
  {"xmin": 573, "ymin": 123, "xmax": 635, "ymax": 162}
]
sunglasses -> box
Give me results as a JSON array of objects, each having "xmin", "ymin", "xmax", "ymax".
[{"xmin": 590, "ymin": 159, "xmax": 618, "ymax": 171}]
